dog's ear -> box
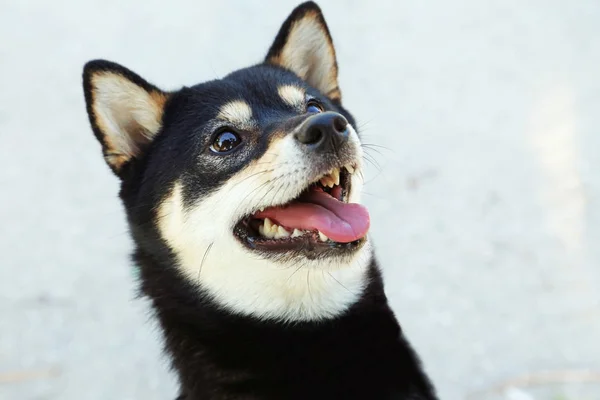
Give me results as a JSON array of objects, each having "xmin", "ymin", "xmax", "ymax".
[
  {"xmin": 265, "ymin": 2, "xmax": 341, "ymax": 102},
  {"xmin": 83, "ymin": 60, "xmax": 169, "ymax": 175}
]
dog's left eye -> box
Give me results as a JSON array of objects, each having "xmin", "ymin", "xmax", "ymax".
[
  {"xmin": 306, "ymin": 99, "xmax": 324, "ymax": 114},
  {"xmin": 211, "ymin": 131, "xmax": 242, "ymax": 153}
]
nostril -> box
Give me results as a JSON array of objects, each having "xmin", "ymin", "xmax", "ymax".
[
  {"xmin": 296, "ymin": 112, "xmax": 348, "ymax": 148},
  {"xmin": 332, "ymin": 116, "xmax": 348, "ymax": 133},
  {"xmin": 296, "ymin": 126, "xmax": 323, "ymax": 145}
]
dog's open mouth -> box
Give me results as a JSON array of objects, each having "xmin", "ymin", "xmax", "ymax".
[{"xmin": 234, "ymin": 165, "xmax": 370, "ymax": 255}]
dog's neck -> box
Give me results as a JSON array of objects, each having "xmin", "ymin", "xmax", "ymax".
[{"xmin": 135, "ymin": 250, "xmax": 437, "ymax": 400}]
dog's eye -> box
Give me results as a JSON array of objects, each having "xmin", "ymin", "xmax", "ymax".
[
  {"xmin": 211, "ymin": 131, "xmax": 242, "ymax": 153},
  {"xmin": 306, "ymin": 100, "xmax": 324, "ymax": 114}
]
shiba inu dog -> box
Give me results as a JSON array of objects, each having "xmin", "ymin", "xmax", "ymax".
[{"xmin": 82, "ymin": 2, "xmax": 437, "ymax": 399}]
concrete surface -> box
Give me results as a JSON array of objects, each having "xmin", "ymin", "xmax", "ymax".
[{"xmin": 1, "ymin": 1, "xmax": 599, "ymax": 399}]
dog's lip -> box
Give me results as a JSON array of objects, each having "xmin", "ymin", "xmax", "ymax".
[
  {"xmin": 234, "ymin": 218, "xmax": 367, "ymax": 255},
  {"xmin": 253, "ymin": 190, "xmax": 369, "ymax": 243},
  {"xmin": 248, "ymin": 162, "xmax": 358, "ymax": 216},
  {"xmin": 232, "ymin": 163, "xmax": 368, "ymax": 256}
]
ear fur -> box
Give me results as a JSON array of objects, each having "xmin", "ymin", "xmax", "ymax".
[
  {"xmin": 82, "ymin": 60, "xmax": 168, "ymax": 174},
  {"xmin": 266, "ymin": 2, "xmax": 341, "ymax": 102}
]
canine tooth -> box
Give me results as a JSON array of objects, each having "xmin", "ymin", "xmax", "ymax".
[
  {"xmin": 291, "ymin": 229, "xmax": 303, "ymax": 238},
  {"xmin": 331, "ymin": 168, "xmax": 340, "ymax": 186},
  {"xmin": 259, "ymin": 207, "xmax": 265, "ymax": 212},
  {"xmin": 259, "ymin": 222, "xmax": 276, "ymax": 239},
  {"xmin": 320, "ymin": 177, "xmax": 331, "ymax": 187},
  {"xmin": 264, "ymin": 218, "xmax": 273, "ymax": 232},
  {"xmin": 345, "ymin": 164, "xmax": 355, "ymax": 174},
  {"xmin": 318, "ymin": 231, "xmax": 329, "ymax": 242}
]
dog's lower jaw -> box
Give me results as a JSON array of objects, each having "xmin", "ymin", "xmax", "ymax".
[{"xmin": 136, "ymin": 251, "xmax": 438, "ymax": 400}]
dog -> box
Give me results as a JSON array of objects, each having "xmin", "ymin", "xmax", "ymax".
[{"xmin": 82, "ymin": 2, "xmax": 438, "ymax": 399}]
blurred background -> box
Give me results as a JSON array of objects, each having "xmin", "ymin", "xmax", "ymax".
[{"xmin": 1, "ymin": 0, "xmax": 599, "ymax": 399}]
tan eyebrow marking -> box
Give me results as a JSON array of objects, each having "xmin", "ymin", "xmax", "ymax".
[
  {"xmin": 217, "ymin": 100, "xmax": 255, "ymax": 127},
  {"xmin": 278, "ymin": 85, "xmax": 305, "ymax": 108}
]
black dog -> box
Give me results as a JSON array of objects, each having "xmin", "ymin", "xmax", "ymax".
[{"xmin": 82, "ymin": 2, "xmax": 437, "ymax": 399}]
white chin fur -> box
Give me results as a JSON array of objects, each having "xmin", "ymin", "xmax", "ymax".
[
  {"xmin": 196, "ymin": 240, "xmax": 372, "ymax": 322},
  {"xmin": 156, "ymin": 126, "xmax": 371, "ymax": 322}
]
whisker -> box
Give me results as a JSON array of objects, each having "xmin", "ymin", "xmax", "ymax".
[
  {"xmin": 361, "ymin": 142, "xmax": 392, "ymax": 152},
  {"xmin": 326, "ymin": 271, "xmax": 353, "ymax": 294},
  {"xmin": 253, "ymin": 171, "xmax": 297, "ymax": 210},
  {"xmin": 362, "ymin": 146, "xmax": 385, "ymax": 161},
  {"xmin": 286, "ymin": 263, "xmax": 305, "ymax": 283},
  {"xmin": 361, "ymin": 145, "xmax": 387, "ymax": 158},
  {"xmin": 231, "ymin": 179, "xmax": 274, "ymax": 217},
  {"xmin": 356, "ymin": 118, "xmax": 374, "ymax": 130},
  {"xmin": 270, "ymin": 178, "xmax": 290, "ymax": 205},
  {"xmin": 197, "ymin": 242, "xmax": 214, "ymax": 281},
  {"xmin": 306, "ymin": 269, "xmax": 314, "ymax": 303},
  {"xmin": 363, "ymin": 153, "xmax": 382, "ymax": 172},
  {"xmin": 356, "ymin": 168, "xmax": 366, "ymax": 184},
  {"xmin": 231, "ymin": 169, "xmax": 274, "ymax": 187},
  {"xmin": 361, "ymin": 191, "xmax": 384, "ymax": 199}
]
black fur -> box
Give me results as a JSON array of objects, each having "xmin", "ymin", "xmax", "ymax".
[
  {"xmin": 138, "ymin": 249, "xmax": 436, "ymax": 400},
  {"xmin": 82, "ymin": 2, "xmax": 438, "ymax": 399}
]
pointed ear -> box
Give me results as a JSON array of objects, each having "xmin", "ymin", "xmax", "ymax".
[
  {"xmin": 265, "ymin": 2, "xmax": 341, "ymax": 102},
  {"xmin": 82, "ymin": 60, "xmax": 169, "ymax": 174}
]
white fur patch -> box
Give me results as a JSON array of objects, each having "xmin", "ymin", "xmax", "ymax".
[
  {"xmin": 92, "ymin": 72, "xmax": 165, "ymax": 166},
  {"xmin": 156, "ymin": 126, "xmax": 369, "ymax": 322},
  {"xmin": 217, "ymin": 100, "xmax": 255, "ymax": 128},
  {"xmin": 278, "ymin": 85, "xmax": 305, "ymax": 109},
  {"xmin": 275, "ymin": 14, "xmax": 338, "ymax": 97}
]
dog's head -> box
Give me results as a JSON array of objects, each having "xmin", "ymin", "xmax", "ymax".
[{"xmin": 83, "ymin": 2, "xmax": 373, "ymax": 322}]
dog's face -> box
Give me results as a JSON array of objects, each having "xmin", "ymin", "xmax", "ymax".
[{"xmin": 83, "ymin": 2, "xmax": 373, "ymax": 322}]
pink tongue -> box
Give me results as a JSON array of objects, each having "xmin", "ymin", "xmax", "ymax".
[{"xmin": 254, "ymin": 190, "xmax": 370, "ymax": 243}]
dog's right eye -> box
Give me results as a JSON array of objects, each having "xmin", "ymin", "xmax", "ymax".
[
  {"xmin": 210, "ymin": 131, "xmax": 242, "ymax": 153},
  {"xmin": 306, "ymin": 99, "xmax": 324, "ymax": 114}
]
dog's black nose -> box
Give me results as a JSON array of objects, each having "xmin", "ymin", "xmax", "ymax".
[{"xmin": 295, "ymin": 112, "xmax": 349, "ymax": 150}]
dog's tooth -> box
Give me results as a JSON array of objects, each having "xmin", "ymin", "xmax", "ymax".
[
  {"xmin": 259, "ymin": 222, "xmax": 276, "ymax": 239},
  {"xmin": 320, "ymin": 177, "xmax": 330, "ymax": 187},
  {"xmin": 259, "ymin": 207, "xmax": 265, "ymax": 212},
  {"xmin": 270, "ymin": 222, "xmax": 280, "ymax": 234},
  {"xmin": 345, "ymin": 164, "xmax": 355, "ymax": 174},
  {"xmin": 265, "ymin": 219, "xmax": 281, "ymax": 236},
  {"xmin": 274, "ymin": 226, "xmax": 291, "ymax": 239},
  {"xmin": 318, "ymin": 231, "xmax": 329, "ymax": 242},
  {"xmin": 264, "ymin": 218, "xmax": 273, "ymax": 232},
  {"xmin": 331, "ymin": 168, "xmax": 340, "ymax": 186},
  {"xmin": 291, "ymin": 229, "xmax": 303, "ymax": 238}
]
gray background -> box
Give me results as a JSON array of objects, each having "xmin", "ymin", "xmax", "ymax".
[{"xmin": 1, "ymin": 1, "xmax": 599, "ymax": 399}]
